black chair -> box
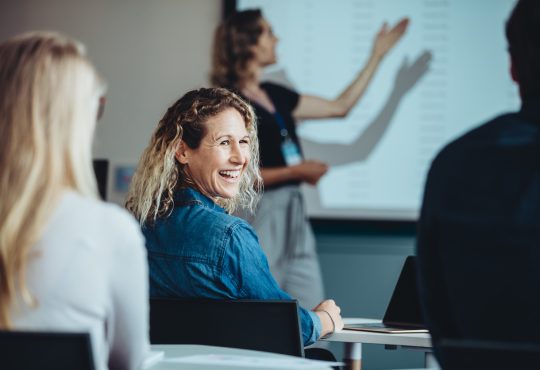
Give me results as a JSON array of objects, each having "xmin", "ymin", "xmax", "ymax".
[
  {"xmin": 92, "ymin": 159, "xmax": 109, "ymax": 200},
  {"xmin": 437, "ymin": 338, "xmax": 540, "ymax": 370},
  {"xmin": 0, "ymin": 330, "xmax": 94, "ymax": 370},
  {"xmin": 150, "ymin": 298, "xmax": 304, "ymax": 357}
]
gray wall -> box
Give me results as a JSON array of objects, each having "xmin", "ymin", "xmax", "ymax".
[
  {"xmin": 0, "ymin": 0, "xmax": 221, "ymax": 204},
  {"xmin": 1, "ymin": 2, "xmax": 425, "ymax": 368}
]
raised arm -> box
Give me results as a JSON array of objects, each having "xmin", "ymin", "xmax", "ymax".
[
  {"xmin": 301, "ymin": 50, "xmax": 431, "ymax": 167},
  {"xmin": 293, "ymin": 18, "xmax": 409, "ymax": 120}
]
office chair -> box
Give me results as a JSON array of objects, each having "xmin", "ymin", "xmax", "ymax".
[
  {"xmin": 0, "ymin": 330, "xmax": 94, "ymax": 370},
  {"xmin": 437, "ymin": 338, "xmax": 540, "ymax": 370},
  {"xmin": 150, "ymin": 298, "xmax": 304, "ymax": 357},
  {"xmin": 92, "ymin": 159, "xmax": 109, "ymax": 200}
]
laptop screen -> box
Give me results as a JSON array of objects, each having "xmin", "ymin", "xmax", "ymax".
[{"xmin": 383, "ymin": 256, "xmax": 425, "ymax": 328}]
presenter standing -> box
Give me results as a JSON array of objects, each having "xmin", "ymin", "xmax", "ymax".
[{"xmin": 211, "ymin": 9, "xmax": 408, "ymax": 308}]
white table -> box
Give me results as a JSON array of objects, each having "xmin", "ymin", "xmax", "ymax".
[
  {"xmin": 321, "ymin": 318, "xmax": 437, "ymax": 369},
  {"xmin": 148, "ymin": 344, "xmax": 335, "ymax": 370}
]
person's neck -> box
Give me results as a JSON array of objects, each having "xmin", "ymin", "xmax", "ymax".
[
  {"xmin": 241, "ymin": 80, "xmax": 260, "ymax": 96},
  {"xmin": 240, "ymin": 63, "xmax": 262, "ymax": 93}
]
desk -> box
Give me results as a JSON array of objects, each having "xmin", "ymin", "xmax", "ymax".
[
  {"xmin": 321, "ymin": 318, "xmax": 436, "ymax": 369},
  {"xmin": 149, "ymin": 344, "xmax": 334, "ymax": 370}
]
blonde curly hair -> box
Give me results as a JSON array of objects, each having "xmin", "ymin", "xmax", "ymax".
[{"xmin": 126, "ymin": 87, "xmax": 261, "ymax": 225}]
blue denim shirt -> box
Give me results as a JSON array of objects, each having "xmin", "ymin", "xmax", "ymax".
[{"xmin": 142, "ymin": 188, "xmax": 321, "ymax": 346}]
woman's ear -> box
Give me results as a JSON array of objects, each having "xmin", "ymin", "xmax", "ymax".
[{"xmin": 175, "ymin": 141, "xmax": 190, "ymax": 164}]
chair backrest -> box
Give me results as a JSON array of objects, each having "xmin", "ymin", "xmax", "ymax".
[
  {"xmin": 437, "ymin": 338, "xmax": 540, "ymax": 370},
  {"xmin": 92, "ymin": 159, "xmax": 109, "ymax": 200},
  {"xmin": 150, "ymin": 298, "xmax": 304, "ymax": 357},
  {"xmin": 0, "ymin": 330, "xmax": 94, "ymax": 370}
]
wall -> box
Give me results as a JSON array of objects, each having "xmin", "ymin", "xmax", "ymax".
[{"xmin": 0, "ymin": 0, "xmax": 222, "ymax": 203}]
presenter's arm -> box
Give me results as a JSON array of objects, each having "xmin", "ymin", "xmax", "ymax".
[
  {"xmin": 260, "ymin": 160, "xmax": 328, "ymax": 187},
  {"xmin": 293, "ymin": 18, "xmax": 409, "ymax": 120}
]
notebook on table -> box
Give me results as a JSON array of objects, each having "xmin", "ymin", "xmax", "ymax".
[{"xmin": 344, "ymin": 256, "xmax": 428, "ymax": 334}]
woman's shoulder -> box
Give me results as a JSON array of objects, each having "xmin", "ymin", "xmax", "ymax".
[
  {"xmin": 191, "ymin": 205, "xmax": 258, "ymax": 244},
  {"xmin": 54, "ymin": 191, "xmax": 144, "ymax": 249},
  {"xmin": 156, "ymin": 199, "xmax": 247, "ymax": 239},
  {"xmin": 62, "ymin": 191, "xmax": 136, "ymax": 224},
  {"xmin": 260, "ymin": 82, "xmax": 300, "ymax": 112},
  {"xmin": 201, "ymin": 207, "xmax": 254, "ymax": 236},
  {"xmin": 261, "ymin": 81, "xmax": 298, "ymax": 97}
]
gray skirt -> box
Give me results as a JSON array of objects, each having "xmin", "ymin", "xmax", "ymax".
[{"xmin": 238, "ymin": 185, "xmax": 324, "ymax": 309}]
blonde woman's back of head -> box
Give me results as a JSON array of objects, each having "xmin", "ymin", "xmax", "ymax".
[{"xmin": 0, "ymin": 31, "xmax": 106, "ymax": 327}]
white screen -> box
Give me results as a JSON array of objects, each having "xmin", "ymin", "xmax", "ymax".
[{"xmin": 237, "ymin": 0, "xmax": 520, "ymax": 221}]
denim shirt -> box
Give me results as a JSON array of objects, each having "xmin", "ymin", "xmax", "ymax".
[{"xmin": 142, "ymin": 188, "xmax": 321, "ymax": 346}]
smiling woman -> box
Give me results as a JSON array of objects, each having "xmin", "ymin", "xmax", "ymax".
[
  {"xmin": 126, "ymin": 88, "xmax": 261, "ymax": 219},
  {"xmin": 175, "ymin": 108, "xmax": 252, "ymax": 201},
  {"xmin": 125, "ymin": 87, "xmax": 344, "ymax": 346}
]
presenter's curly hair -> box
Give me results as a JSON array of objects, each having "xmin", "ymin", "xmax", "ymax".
[
  {"xmin": 0, "ymin": 32, "xmax": 105, "ymax": 327},
  {"xmin": 211, "ymin": 9, "xmax": 264, "ymax": 88},
  {"xmin": 125, "ymin": 88, "xmax": 261, "ymax": 225}
]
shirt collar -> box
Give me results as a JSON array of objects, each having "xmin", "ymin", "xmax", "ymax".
[{"xmin": 175, "ymin": 187, "xmax": 226, "ymax": 213}]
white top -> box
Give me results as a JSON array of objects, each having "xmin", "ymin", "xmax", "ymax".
[{"xmin": 10, "ymin": 191, "xmax": 150, "ymax": 370}]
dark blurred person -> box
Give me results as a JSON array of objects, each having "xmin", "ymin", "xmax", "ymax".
[{"xmin": 417, "ymin": 0, "xmax": 540, "ymax": 363}]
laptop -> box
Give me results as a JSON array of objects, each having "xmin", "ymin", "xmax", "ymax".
[{"xmin": 344, "ymin": 256, "xmax": 428, "ymax": 334}]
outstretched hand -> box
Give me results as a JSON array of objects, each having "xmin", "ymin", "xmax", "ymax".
[{"xmin": 372, "ymin": 18, "xmax": 409, "ymax": 60}]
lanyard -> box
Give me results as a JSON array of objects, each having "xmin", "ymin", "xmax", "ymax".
[
  {"xmin": 274, "ymin": 111, "xmax": 290, "ymax": 139},
  {"xmin": 273, "ymin": 111, "xmax": 303, "ymax": 165}
]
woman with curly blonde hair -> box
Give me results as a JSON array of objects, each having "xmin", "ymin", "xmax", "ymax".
[
  {"xmin": 126, "ymin": 87, "xmax": 343, "ymax": 346},
  {"xmin": 0, "ymin": 32, "xmax": 149, "ymax": 370}
]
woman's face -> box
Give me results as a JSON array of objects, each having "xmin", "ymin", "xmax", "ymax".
[
  {"xmin": 177, "ymin": 108, "xmax": 251, "ymax": 201},
  {"xmin": 252, "ymin": 18, "xmax": 278, "ymax": 67}
]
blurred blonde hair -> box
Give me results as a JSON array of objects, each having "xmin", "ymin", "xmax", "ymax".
[
  {"xmin": 0, "ymin": 31, "xmax": 106, "ymax": 327},
  {"xmin": 126, "ymin": 87, "xmax": 261, "ymax": 225}
]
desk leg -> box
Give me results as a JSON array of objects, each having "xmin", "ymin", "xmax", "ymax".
[{"xmin": 343, "ymin": 343, "xmax": 362, "ymax": 370}]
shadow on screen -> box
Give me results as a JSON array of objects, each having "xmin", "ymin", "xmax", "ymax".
[{"xmin": 301, "ymin": 50, "xmax": 432, "ymax": 167}]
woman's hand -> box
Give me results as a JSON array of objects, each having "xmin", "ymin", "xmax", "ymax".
[
  {"xmin": 290, "ymin": 160, "xmax": 328, "ymax": 185},
  {"xmin": 260, "ymin": 161, "xmax": 328, "ymax": 187},
  {"xmin": 372, "ymin": 18, "xmax": 409, "ymax": 61},
  {"xmin": 313, "ymin": 299, "xmax": 344, "ymax": 338}
]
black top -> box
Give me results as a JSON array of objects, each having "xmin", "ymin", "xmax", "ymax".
[
  {"xmin": 243, "ymin": 82, "xmax": 302, "ymax": 189},
  {"xmin": 416, "ymin": 97, "xmax": 540, "ymax": 348}
]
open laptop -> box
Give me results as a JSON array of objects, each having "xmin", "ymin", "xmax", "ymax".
[{"xmin": 344, "ymin": 256, "xmax": 428, "ymax": 334}]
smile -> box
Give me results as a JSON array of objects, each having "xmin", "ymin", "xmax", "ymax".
[{"xmin": 219, "ymin": 170, "xmax": 241, "ymax": 180}]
